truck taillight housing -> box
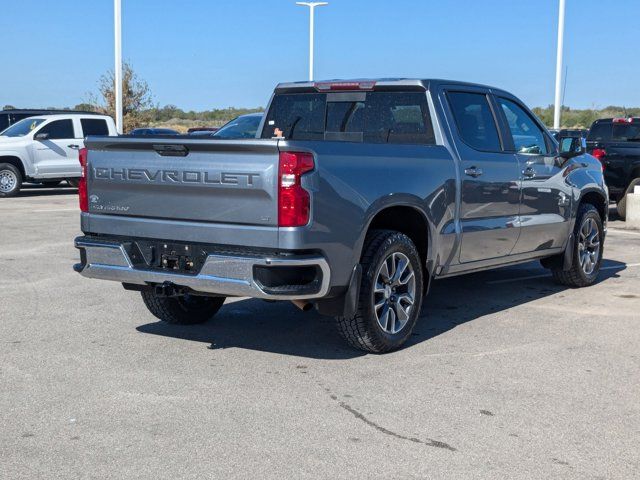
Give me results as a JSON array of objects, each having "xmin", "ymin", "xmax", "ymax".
[
  {"xmin": 78, "ymin": 147, "xmax": 88, "ymax": 212},
  {"xmin": 278, "ymin": 151, "xmax": 314, "ymax": 227},
  {"xmin": 592, "ymin": 148, "xmax": 606, "ymax": 171}
]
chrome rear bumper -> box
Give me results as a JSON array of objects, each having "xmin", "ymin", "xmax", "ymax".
[{"xmin": 74, "ymin": 237, "xmax": 330, "ymax": 300}]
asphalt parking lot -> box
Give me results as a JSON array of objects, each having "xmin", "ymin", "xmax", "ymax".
[{"xmin": 1, "ymin": 185, "xmax": 639, "ymax": 479}]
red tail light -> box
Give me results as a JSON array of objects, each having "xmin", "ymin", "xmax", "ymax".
[
  {"xmin": 278, "ymin": 151, "xmax": 314, "ymax": 227},
  {"xmin": 78, "ymin": 147, "xmax": 88, "ymax": 212},
  {"xmin": 591, "ymin": 148, "xmax": 606, "ymax": 171}
]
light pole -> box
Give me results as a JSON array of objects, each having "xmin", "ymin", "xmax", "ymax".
[
  {"xmin": 553, "ymin": 0, "xmax": 566, "ymax": 129},
  {"xmin": 114, "ymin": 0, "xmax": 123, "ymax": 134},
  {"xmin": 296, "ymin": 2, "xmax": 328, "ymax": 81}
]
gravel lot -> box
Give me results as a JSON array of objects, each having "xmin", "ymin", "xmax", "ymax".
[{"xmin": 1, "ymin": 185, "xmax": 639, "ymax": 479}]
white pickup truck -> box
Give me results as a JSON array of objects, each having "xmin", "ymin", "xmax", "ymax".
[{"xmin": 0, "ymin": 113, "xmax": 116, "ymax": 197}]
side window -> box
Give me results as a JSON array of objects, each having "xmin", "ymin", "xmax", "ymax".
[
  {"xmin": 38, "ymin": 119, "xmax": 75, "ymax": 140},
  {"xmin": 498, "ymin": 98, "xmax": 548, "ymax": 155},
  {"xmin": 364, "ymin": 92, "xmax": 435, "ymax": 145},
  {"xmin": 447, "ymin": 92, "xmax": 501, "ymax": 151},
  {"xmin": 81, "ymin": 118, "xmax": 109, "ymax": 136}
]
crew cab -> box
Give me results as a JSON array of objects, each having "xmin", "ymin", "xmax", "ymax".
[
  {"xmin": 0, "ymin": 113, "xmax": 116, "ymax": 197},
  {"xmin": 587, "ymin": 117, "xmax": 640, "ymax": 219},
  {"xmin": 74, "ymin": 79, "xmax": 608, "ymax": 353}
]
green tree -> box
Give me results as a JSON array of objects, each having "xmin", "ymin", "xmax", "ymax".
[{"xmin": 90, "ymin": 62, "xmax": 154, "ymax": 132}]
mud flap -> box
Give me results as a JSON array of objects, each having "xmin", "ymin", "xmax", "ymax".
[
  {"xmin": 315, "ymin": 264, "xmax": 362, "ymax": 317},
  {"xmin": 562, "ymin": 232, "xmax": 575, "ymax": 271}
]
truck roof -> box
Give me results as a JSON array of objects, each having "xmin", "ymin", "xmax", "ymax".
[
  {"xmin": 274, "ymin": 78, "xmax": 510, "ymax": 95},
  {"xmin": 1, "ymin": 108, "xmax": 102, "ymax": 115},
  {"xmin": 15, "ymin": 113, "xmax": 113, "ymax": 121}
]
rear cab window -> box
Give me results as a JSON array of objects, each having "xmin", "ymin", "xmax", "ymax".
[
  {"xmin": 612, "ymin": 122, "xmax": 640, "ymax": 142},
  {"xmin": 261, "ymin": 90, "xmax": 435, "ymax": 145}
]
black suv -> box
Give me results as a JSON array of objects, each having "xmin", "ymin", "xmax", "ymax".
[
  {"xmin": 0, "ymin": 109, "xmax": 101, "ymax": 132},
  {"xmin": 587, "ymin": 117, "xmax": 640, "ymax": 219}
]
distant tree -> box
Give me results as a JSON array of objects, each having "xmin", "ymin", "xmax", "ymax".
[
  {"xmin": 90, "ymin": 62, "xmax": 154, "ymax": 132},
  {"xmin": 74, "ymin": 103, "xmax": 97, "ymax": 112},
  {"xmin": 3, "ymin": 105, "xmax": 16, "ymax": 110}
]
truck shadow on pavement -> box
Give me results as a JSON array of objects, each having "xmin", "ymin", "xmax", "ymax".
[
  {"xmin": 19, "ymin": 184, "xmax": 77, "ymax": 197},
  {"xmin": 136, "ymin": 258, "xmax": 627, "ymax": 359}
]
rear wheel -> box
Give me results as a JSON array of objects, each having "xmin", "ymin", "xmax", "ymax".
[
  {"xmin": 552, "ymin": 203, "xmax": 603, "ymax": 288},
  {"xmin": 141, "ymin": 291, "xmax": 225, "ymax": 325},
  {"xmin": 335, "ymin": 230, "xmax": 424, "ymax": 353},
  {"xmin": 67, "ymin": 178, "xmax": 80, "ymax": 188},
  {"xmin": 0, "ymin": 163, "xmax": 22, "ymax": 198},
  {"xmin": 616, "ymin": 178, "xmax": 640, "ymax": 220}
]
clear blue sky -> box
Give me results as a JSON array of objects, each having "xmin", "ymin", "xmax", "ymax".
[{"xmin": 0, "ymin": 0, "xmax": 638, "ymax": 111}]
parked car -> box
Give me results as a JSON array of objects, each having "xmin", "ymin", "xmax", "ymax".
[
  {"xmin": 188, "ymin": 130, "xmax": 218, "ymax": 137},
  {"xmin": 129, "ymin": 128, "xmax": 180, "ymax": 136},
  {"xmin": 0, "ymin": 108, "xmax": 103, "ymax": 132},
  {"xmin": 549, "ymin": 128, "xmax": 588, "ymax": 142},
  {"xmin": 187, "ymin": 127, "xmax": 219, "ymax": 134},
  {"xmin": 0, "ymin": 114, "xmax": 116, "ymax": 197},
  {"xmin": 212, "ymin": 113, "xmax": 263, "ymax": 139},
  {"xmin": 74, "ymin": 79, "xmax": 607, "ymax": 353},
  {"xmin": 587, "ymin": 117, "xmax": 640, "ymax": 219}
]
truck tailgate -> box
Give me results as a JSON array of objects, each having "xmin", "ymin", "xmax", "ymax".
[{"xmin": 84, "ymin": 138, "xmax": 279, "ymax": 226}]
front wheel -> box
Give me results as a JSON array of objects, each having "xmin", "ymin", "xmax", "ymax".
[
  {"xmin": 141, "ymin": 291, "xmax": 225, "ymax": 325},
  {"xmin": 0, "ymin": 163, "xmax": 22, "ymax": 198},
  {"xmin": 335, "ymin": 230, "xmax": 424, "ymax": 353},
  {"xmin": 66, "ymin": 178, "xmax": 80, "ymax": 188},
  {"xmin": 552, "ymin": 203, "xmax": 604, "ymax": 288}
]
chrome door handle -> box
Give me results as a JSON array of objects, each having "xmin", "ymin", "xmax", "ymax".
[
  {"xmin": 522, "ymin": 167, "xmax": 536, "ymax": 178},
  {"xmin": 464, "ymin": 167, "xmax": 483, "ymax": 178},
  {"xmin": 68, "ymin": 144, "xmax": 80, "ymax": 149}
]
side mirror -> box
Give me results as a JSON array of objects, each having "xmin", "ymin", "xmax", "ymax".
[
  {"xmin": 34, "ymin": 132, "xmax": 49, "ymax": 141},
  {"xmin": 558, "ymin": 136, "xmax": 585, "ymax": 159}
]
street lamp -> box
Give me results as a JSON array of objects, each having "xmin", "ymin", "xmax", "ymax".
[
  {"xmin": 553, "ymin": 0, "xmax": 566, "ymax": 130},
  {"xmin": 114, "ymin": 0, "xmax": 123, "ymax": 134},
  {"xmin": 296, "ymin": 2, "xmax": 328, "ymax": 81}
]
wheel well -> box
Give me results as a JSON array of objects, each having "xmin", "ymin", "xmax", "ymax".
[
  {"xmin": 0, "ymin": 156, "xmax": 25, "ymax": 178},
  {"xmin": 368, "ymin": 206, "xmax": 429, "ymax": 268},
  {"xmin": 580, "ymin": 191, "xmax": 607, "ymax": 221}
]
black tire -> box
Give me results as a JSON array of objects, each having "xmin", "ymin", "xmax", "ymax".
[
  {"xmin": 616, "ymin": 178, "xmax": 640, "ymax": 220},
  {"xmin": 552, "ymin": 203, "xmax": 604, "ymax": 288},
  {"xmin": 41, "ymin": 180, "xmax": 62, "ymax": 187},
  {"xmin": 141, "ymin": 291, "xmax": 225, "ymax": 325},
  {"xmin": 66, "ymin": 178, "xmax": 80, "ymax": 188},
  {"xmin": 335, "ymin": 230, "xmax": 424, "ymax": 353},
  {"xmin": 0, "ymin": 163, "xmax": 22, "ymax": 198}
]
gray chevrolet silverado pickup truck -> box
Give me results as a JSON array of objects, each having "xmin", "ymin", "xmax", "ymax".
[{"xmin": 74, "ymin": 79, "xmax": 608, "ymax": 353}]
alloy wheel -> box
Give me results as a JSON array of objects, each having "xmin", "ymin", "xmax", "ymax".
[
  {"xmin": 578, "ymin": 217, "xmax": 600, "ymax": 275},
  {"xmin": 0, "ymin": 170, "xmax": 17, "ymax": 193},
  {"xmin": 373, "ymin": 252, "xmax": 416, "ymax": 334}
]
